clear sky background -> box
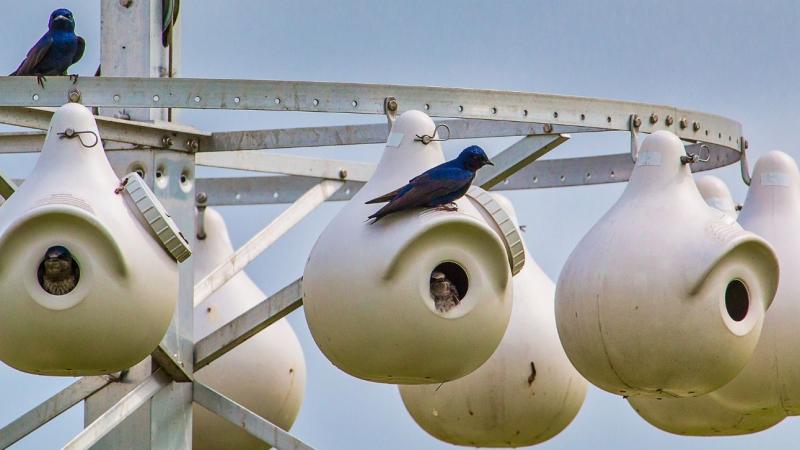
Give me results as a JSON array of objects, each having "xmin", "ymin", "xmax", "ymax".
[{"xmin": 1, "ymin": 1, "xmax": 799, "ymax": 449}]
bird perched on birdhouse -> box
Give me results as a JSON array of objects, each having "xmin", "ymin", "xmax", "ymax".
[
  {"xmin": 10, "ymin": 8, "xmax": 85, "ymax": 87},
  {"xmin": 365, "ymin": 145, "xmax": 494, "ymax": 222}
]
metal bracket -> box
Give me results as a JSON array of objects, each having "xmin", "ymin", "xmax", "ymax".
[
  {"xmin": 384, "ymin": 96, "xmax": 398, "ymax": 130},
  {"xmin": 740, "ymin": 137, "xmax": 752, "ymax": 185},
  {"xmin": 151, "ymin": 345, "xmax": 192, "ymax": 383},
  {"xmin": 195, "ymin": 192, "xmax": 208, "ymax": 240},
  {"xmin": 630, "ymin": 114, "xmax": 641, "ymax": 162},
  {"xmin": 681, "ymin": 144, "xmax": 711, "ymax": 165}
]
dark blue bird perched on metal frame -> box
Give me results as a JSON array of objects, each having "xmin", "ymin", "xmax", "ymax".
[
  {"xmin": 365, "ymin": 145, "xmax": 494, "ymax": 222},
  {"xmin": 10, "ymin": 8, "xmax": 85, "ymax": 88}
]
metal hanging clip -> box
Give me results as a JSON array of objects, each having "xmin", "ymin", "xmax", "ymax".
[
  {"xmin": 414, "ymin": 123, "xmax": 451, "ymax": 145},
  {"xmin": 740, "ymin": 138, "xmax": 752, "ymax": 186},
  {"xmin": 195, "ymin": 192, "xmax": 208, "ymax": 240},
  {"xmin": 680, "ymin": 144, "xmax": 711, "ymax": 165},
  {"xmin": 57, "ymin": 128, "xmax": 99, "ymax": 148}
]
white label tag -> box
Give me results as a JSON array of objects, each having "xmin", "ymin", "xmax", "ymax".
[
  {"xmin": 636, "ymin": 151, "xmax": 662, "ymax": 166},
  {"xmin": 761, "ymin": 172, "xmax": 791, "ymax": 187},
  {"xmin": 386, "ymin": 132, "xmax": 404, "ymax": 147}
]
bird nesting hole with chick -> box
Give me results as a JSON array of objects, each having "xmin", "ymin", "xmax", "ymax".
[{"xmin": 364, "ymin": 145, "xmax": 494, "ymax": 312}]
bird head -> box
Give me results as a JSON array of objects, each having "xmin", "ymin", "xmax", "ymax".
[
  {"xmin": 430, "ymin": 271, "xmax": 446, "ymax": 283},
  {"xmin": 42, "ymin": 245, "xmax": 75, "ymax": 278},
  {"xmin": 457, "ymin": 145, "xmax": 494, "ymax": 171},
  {"xmin": 49, "ymin": 8, "xmax": 76, "ymax": 32}
]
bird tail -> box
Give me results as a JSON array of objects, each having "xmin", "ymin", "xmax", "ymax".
[{"xmin": 364, "ymin": 190, "xmax": 398, "ymax": 204}]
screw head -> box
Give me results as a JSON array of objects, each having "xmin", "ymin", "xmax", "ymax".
[
  {"xmin": 693, "ymin": 121, "xmax": 701, "ymax": 132},
  {"xmin": 543, "ymin": 123, "xmax": 553, "ymax": 133},
  {"xmin": 161, "ymin": 136, "xmax": 173, "ymax": 148},
  {"xmin": 632, "ymin": 115, "xmax": 642, "ymax": 128},
  {"xmin": 196, "ymin": 192, "xmax": 208, "ymax": 204},
  {"xmin": 119, "ymin": 0, "xmax": 133, "ymax": 7},
  {"xmin": 185, "ymin": 138, "xmax": 199, "ymax": 152},
  {"xmin": 338, "ymin": 169, "xmax": 348, "ymax": 179},
  {"xmin": 386, "ymin": 97, "xmax": 398, "ymax": 112},
  {"xmin": 665, "ymin": 115, "xmax": 674, "ymax": 126},
  {"xmin": 67, "ymin": 88, "xmax": 81, "ymax": 103},
  {"xmin": 649, "ymin": 113, "xmax": 659, "ymax": 124},
  {"xmin": 679, "ymin": 118, "xmax": 688, "ymax": 129}
]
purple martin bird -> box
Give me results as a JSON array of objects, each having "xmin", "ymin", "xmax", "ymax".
[
  {"xmin": 10, "ymin": 8, "xmax": 85, "ymax": 88},
  {"xmin": 365, "ymin": 145, "xmax": 494, "ymax": 222},
  {"xmin": 430, "ymin": 271, "xmax": 460, "ymax": 312},
  {"xmin": 38, "ymin": 245, "xmax": 80, "ymax": 296}
]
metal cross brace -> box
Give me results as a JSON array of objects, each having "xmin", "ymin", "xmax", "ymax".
[{"xmin": 193, "ymin": 381, "xmax": 314, "ymax": 450}]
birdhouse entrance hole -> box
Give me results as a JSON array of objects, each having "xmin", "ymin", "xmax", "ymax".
[
  {"xmin": 430, "ymin": 262, "xmax": 468, "ymax": 313},
  {"xmin": 37, "ymin": 245, "xmax": 80, "ymax": 296},
  {"xmin": 725, "ymin": 279, "xmax": 749, "ymax": 322}
]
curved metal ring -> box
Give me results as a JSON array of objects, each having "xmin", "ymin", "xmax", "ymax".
[
  {"xmin": 414, "ymin": 123, "xmax": 451, "ymax": 145},
  {"xmin": 57, "ymin": 128, "xmax": 99, "ymax": 148}
]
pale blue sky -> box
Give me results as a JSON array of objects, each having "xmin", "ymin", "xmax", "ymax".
[{"xmin": 1, "ymin": 1, "xmax": 799, "ymax": 449}]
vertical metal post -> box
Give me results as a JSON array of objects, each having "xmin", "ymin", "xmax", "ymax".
[{"xmin": 86, "ymin": 1, "xmax": 192, "ymax": 449}]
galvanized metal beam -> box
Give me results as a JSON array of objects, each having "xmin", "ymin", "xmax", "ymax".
[
  {"xmin": 0, "ymin": 376, "xmax": 114, "ymax": 449},
  {"xmin": 194, "ymin": 279, "xmax": 303, "ymax": 371},
  {"xmin": 0, "ymin": 107, "xmax": 207, "ymax": 152},
  {"xmin": 63, "ymin": 370, "xmax": 171, "ymax": 450},
  {"xmin": 202, "ymin": 119, "xmax": 599, "ymax": 152},
  {"xmin": 151, "ymin": 345, "xmax": 192, "ymax": 383},
  {"xmin": 196, "ymin": 152, "xmax": 374, "ymax": 181},
  {"xmin": 193, "ymin": 180, "xmax": 342, "ymax": 307},
  {"xmin": 192, "ymin": 381, "xmax": 314, "ymax": 450},
  {"xmin": 475, "ymin": 134, "xmax": 570, "ymax": 189},
  {"xmin": 0, "ymin": 77, "xmax": 742, "ymax": 151}
]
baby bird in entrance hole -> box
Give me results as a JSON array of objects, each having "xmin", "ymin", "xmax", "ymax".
[
  {"xmin": 365, "ymin": 145, "xmax": 494, "ymax": 222},
  {"xmin": 10, "ymin": 8, "xmax": 85, "ymax": 88},
  {"xmin": 431, "ymin": 271, "xmax": 460, "ymax": 313},
  {"xmin": 38, "ymin": 246, "xmax": 80, "ymax": 296}
]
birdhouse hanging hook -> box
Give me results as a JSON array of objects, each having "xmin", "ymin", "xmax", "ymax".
[
  {"xmin": 680, "ymin": 144, "xmax": 711, "ymax": 165},
  {"xmin": 57, "ymin": 128, "xmax": 99, "ymax": 148},
  {"xmin": 414, "ymin": 123, "xmax": 451, "ymax": 145}
]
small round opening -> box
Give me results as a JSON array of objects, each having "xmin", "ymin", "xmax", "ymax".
[
  {"xmin": 430, "ymin": 262, "xmax": 468, "ymax": 313},
  {"xmin": 725, "ymin": 280, "xmax": 749, "ymax": 322},
  {"xmin": 37, "ymin": 246, "xmax": 80, "ymax": 296}
]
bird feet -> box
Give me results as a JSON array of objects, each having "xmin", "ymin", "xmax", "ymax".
[
  {"xmin": 433, "ymin": 202, "xmax": 458, "ymax": 212},
  {"xmin": 69, "ymin": 74, "xmax": 79, "ymax": 84},
  {"xmin": 36, "ymin": 74, "xmax": 47, "ymax": 88}
]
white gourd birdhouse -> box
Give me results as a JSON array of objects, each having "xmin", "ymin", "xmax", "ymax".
[
  {"xmin": 629, "ymin": 150, "xmax": 800, "ymax": 435},
  {"xmin": 302, "ymin": 110, "xmax": 513, "ymax": 384},
  {"xmin": 193, "ymin": 208, "xmax": 306, "ymax": 450},
  {"xmin": 554, "ymin": 130, "xmax": 779, "ymax": 398},
  {"xmin": 0, "ymin": 103, "xmax": 181, "ymax": 375},
  {"xmin": 398, "ymin": 194, "xmax": 587, "ymax": 447},
  {"xmin": 696, "ymin": 175, "xmax": 738, "ymax": 217}
]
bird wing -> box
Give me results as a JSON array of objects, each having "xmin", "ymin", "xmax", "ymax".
[
  {"xmin": 364, "ymin": 161, "xmax": 458, "ymax": 204},
  {"xmin": 72, "ymin": 36, "xmax": 86, "ymax": 65},
  {"xmin": 10, "ymin": 33, "xmax": 53, "ymax": 76},
  {"xmin": 364, "ymin": 187, "xmax": 403, "ymax": 204}
]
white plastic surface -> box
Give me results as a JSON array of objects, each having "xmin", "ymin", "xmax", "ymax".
[
  {"xmin": 399, "ymin": 194, "xmax": 586, "ymax": 447},
  {"xmin": 629, "ymin": 151, "xmax": 800, "ymax": 434},
  {"xmin": 0, "ymin": 103, "xmax": 177, "ymax": 375},
  {"xmin": 696, "ymin": 175, "xmax": 738, "ymax": 217},
  {"xmin": 555, "ymin": 131, "xmax": 779, "ymax": 398},
  {"xmin": 302, "ymin": 110, "xmax": 513, "ymax": 384},
  {"xmin": 193, "ymin": 208, "xmax": 305, "ymax": 450}
]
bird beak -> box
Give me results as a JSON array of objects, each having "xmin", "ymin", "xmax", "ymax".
[{"xmin": 485, "ymin": 159, "xmax": 495, "ymax": 166}]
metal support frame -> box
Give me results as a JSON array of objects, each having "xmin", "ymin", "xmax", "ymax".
[
  {"xmin": 0, "ymin": 376, "xmax": 115, "ymax": 449},
  {"xmin": 193, "ymin": 180, "xmax": 342, "ymax": 307},
  {"xmin": 193, "ymin": 382, "xmax": 313, "ymax": 450},
  {"xmin": 0, "ymin": 4, "xmax": 746, "ymax": 449}
]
